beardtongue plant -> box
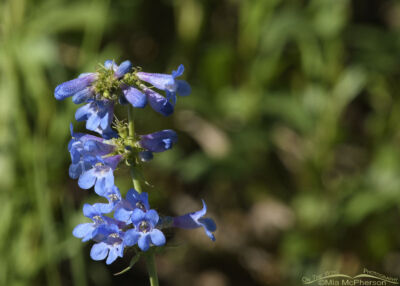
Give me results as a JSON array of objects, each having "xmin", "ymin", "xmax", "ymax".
[{"xmin": 55, "ymin": 60, "xmax": 216, "ymax": 285}]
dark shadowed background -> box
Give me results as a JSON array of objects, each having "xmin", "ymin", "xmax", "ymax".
[{"xmin": 2, "ymin": 0, "xmax": 400, "ymax": 285}]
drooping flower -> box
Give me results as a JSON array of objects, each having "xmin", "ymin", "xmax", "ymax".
[
  {"xmin": 121, "ymin": 85, "xmax": 147, "ymax": 108},
  {"xmin": 68, "ymin": 124, "xmax": 115, "ymax": 175},
  {"xmin": 124, "ymin": 209, "xmax": 166, "ymax": 251},
  {"xmin": 68, "ymin": 125, "xmax": 123, "ymax": 194},
  {"xmin": 75, "ymin": 100, "xmax": 116, "ymax": 138},
  {"xmin": 172, "ymin": 200, "xmax": 217, "ymax": 241},
  {"xmin": 142, "ymin": 86, "xmax": 175, "ymax": 116}
]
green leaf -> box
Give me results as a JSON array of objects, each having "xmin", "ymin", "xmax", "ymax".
[{"xmin": 113, "ymin": 252, "xmax": 141, "ymax": 276}]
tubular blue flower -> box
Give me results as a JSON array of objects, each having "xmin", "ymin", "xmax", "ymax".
[
  {"xmin": 90, "ymin": 224, "xmax": 126, "ymax": 264},
  {"xmin": 137, "ymin": 65, "xmax": 190, "ymax": 95},
  {"xmin": 75, "ymin": 100, "xmax": 116, "ymax": 138},
  {"xmin": 137, "ymin": 64, "xmax": 191, "ymax": 108},
  {"xmin": 172, "ymin": 200, "xmax": 217, "ymax": 241},
  {"xmin": 124, "ymin": 209, "xmax": 166, "ymax": 251},
  {"xmin": 122, "ymin": 86, "xmax": 147, "ymax": 108},
  {"xmin": 143, "ymin": 86, "xmax": 174, "ymax": 116},
  {"xmin": 139, "ymin": 129, "xmax": 178, "ymax": 153},
  {"xmin": 68, "ymin": 124, "xmax": 115, "ymax": 159},
  {"xmin": 114, "ymin": 189, "xmax": 150, "ymax": 223},
  {"xmin": 68, "ymin": 125, "xmax": 115, "ymax": 180},
  {"xmin": 78, "ymin": 155, "xmax": 122, "ymax": 195},
  {"xmin": 68, "ymin": 125, "xmax": 121, "ymax": 189},
  {"xmin": 54, "ymin": 73, "xmax": 97, "ymax": 101},
  {"xmin": 73, "ymin": 203, "xmax": 124, "ymax": 242}
]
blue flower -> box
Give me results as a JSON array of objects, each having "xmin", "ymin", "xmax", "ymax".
[
  {"xmin": 139, "ymin": 129, "xmax": 178, "ymax": 156},
  {"xmin": 68, "ymin": 125, "xmax": 116, "ymax": 180},
  {"xmin": 73, "ymin": 203, "xmax": 124, "ymax": 242},
  {"xmin": 143, "ymin": 86, "xmax": 174, "ymax": 116},
  {"xmin": 68, "ymin": 125, "xmax": 122, "ymax": 194},
  {"xmin": 124, "ymin": 209, "xmax": 166, "ymax": 251},
  {"xmin": 95, "ymin": 185, "xmax": 123, "ymax": 212},
  {"xmin": 54, "ymin": 73, "xmax": 97, "ymax": 101},
  {"xmin": 137, "ymin": 64, "xmax": 191, "ymax": 97},
  {"xmin": 78, "ymin": 155, "xmax": 122, "ymax": 195},
  {"xmin": 75, "ymin": 100, "xmax": 116, "ymax": 138},
  {"xmin": 90, "ymin": 224, "xmax": 126, "ymax": 264},
  {"xmin": 68, "ymin": 124, "xmax": 115, "ymax": 169},
  {"xmin": 136, "ymin": 65, "xmax": 191, "ymax": 116},
  {"xmin": 172, "ymin": 200, "xmax": 216, "ymax": 241},
  {"xmin": 122, "ymin": 86, "xmax": 147, "ymax": 108},
  {"xmin": 114, "ymin": 189, "xmax": 150, "ymax": 223},
  {"xmin": 104, "ymin": 60, "xmax": 132, "ymax": 78}
]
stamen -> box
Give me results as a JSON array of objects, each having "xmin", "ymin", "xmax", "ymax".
[
  {"xmin": 139, "ymin": 221, "xmax": 150, "ymax": 233},
  {"xmin": 93, "ymin": 215, "xmax": 104, "ymax": 224},
  {"xmin": 136, "ymin": 201, "xmax": 147, "ymax": 211},
  {"xmin": 108, "ymin": 194, "xmax": 119, "ymax": 202},
  {"xmin": 109, "ymin": 233, "xmax": 119, "ymax": 238}
]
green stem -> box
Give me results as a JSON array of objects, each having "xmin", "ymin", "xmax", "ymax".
[
  {"xmin": 144, "ymin": 251, "xmax": 159, "ymax": 286},
  {"xmin": 127, "ymin": 104, "xmax": 135, "ymax": 137},
  {"xmin": 127, "ymin": 105, "xmax": 159, "ymax": 286},
  {"xmin": 127, "ymin": 105, "xmax": 142, "ymax": 193}
]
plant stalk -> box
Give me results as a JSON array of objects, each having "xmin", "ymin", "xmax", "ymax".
[
  {"xmin": 127, "ymin": 105, "xmax": 159, "ymax": 286},
  {"xmin": 144, "ymin": 251, "xmax": 159, "ymax": 286}
]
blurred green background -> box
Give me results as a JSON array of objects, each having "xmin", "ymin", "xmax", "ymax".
[{"xmin": 2, "ymin": 0, "xmax": 400, "ymax": 285}]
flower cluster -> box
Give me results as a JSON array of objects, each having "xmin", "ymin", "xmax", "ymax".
[
  {"xmin": 56, "ymin": 60, "xmax": 216, "ymax": 265},
  {"xmin": 55, "ymin": 60, "xmax": 190, "ymax": 138}
]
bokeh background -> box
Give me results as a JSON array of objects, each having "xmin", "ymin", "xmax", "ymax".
[{"xmin": 2, "ymin": 0, "xmax": 400, "ymax": 285}]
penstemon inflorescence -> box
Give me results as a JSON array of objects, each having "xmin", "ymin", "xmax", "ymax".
[{"xmin": 55, "ymin": 60, "xmax": 216, "ymax": 284}]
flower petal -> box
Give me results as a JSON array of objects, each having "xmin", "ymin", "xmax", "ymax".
[
  {"xmin": 78, "ymin": 169, "xmax": 96, "ymax": 189},
  {"xmin": 150, "ymin": 229, "xmax": 166, "ymax": 246},
  {"xmin": 72, "ymin": 87, "xmax": 93, "ymax": 104},
  {"xmin": 90, "ymin": 242, "xmax": 109, "ymax": 261},
  {"xmin": 198, "ymin": 217, "xmax": 217, "ymax": 232},
  {"xmin": 72, "ymin": 223, "xmax": 94, "ymax": 239},
  {"xmin": 131, "ymin": 209, "xmax": 146, "ymax": 224},
  {"xmin": 124, "ymin": 229, "xmax": 140, "ymax": 246},
  {"xmin": 115, "ymin": 60, "xmax": 132, "ymax": 78},
  {"xmin": 137, "ymin": 72, "xmax": 175, "ymax": 91},
  {"xmin": 75, "ymin": 103, "xmax": 91, "ymax": 121},
  {"xmin": 106, "ymin": 247, "xmax": 119, "ymax": 264},
  {"xmin": 139, "ymin": 129, "xmax": 178, "ymax": 153},
  {"xmin": 176, "ymin": 80, "xmax": 191, "ymax": 96},
  {"xmin": 123, "ymin": 87, "xmax": 147, "ymax": 108},
  {"xmin": 54, "ymin": 74, "xmax": 96, "ymax": 100},
  {"xmin": 139, "ymin": 151, "xmax": 153, "ymax": 162},
  {"xmin": 145, "ymin": 209, "xmax": 159, "ymax": 227},
  {"xmin": 138, "ymin": 234, "xmax": 151, "ymax": 251},
  {"xmin": 145, "ymin": 88, "xmax": 174, "ymax": 116},
  {"xmin": 172, "ymin": 64, "xmax": 184, "ymax": 78}
]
